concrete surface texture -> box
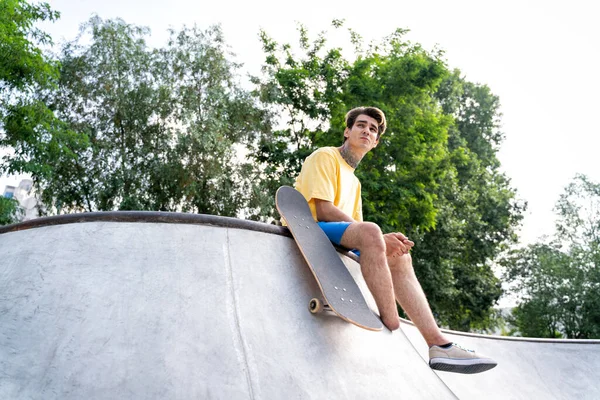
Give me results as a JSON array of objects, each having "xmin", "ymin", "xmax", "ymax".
[{"xmin": 0, "ymin": 214, "xmax": 598, "ymax": 399}]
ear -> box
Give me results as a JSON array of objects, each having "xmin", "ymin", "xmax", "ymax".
[{"xmin": 343, "ymin": 128, "xmax": 349, "ymax": 139}]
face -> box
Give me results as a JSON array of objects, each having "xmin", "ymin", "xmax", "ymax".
[{"xmin": 344, "ymin": 114, "xmax": 380, "ymax": 153}]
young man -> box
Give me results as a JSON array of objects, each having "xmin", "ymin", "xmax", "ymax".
[{"xmin": 294, "ymin": 106, "xmax": 497, "ymax": 374}]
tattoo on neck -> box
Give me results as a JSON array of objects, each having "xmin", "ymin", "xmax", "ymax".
[{"xmin": 339, "ymin": 145, "xmax": 361, "ymax": 169}]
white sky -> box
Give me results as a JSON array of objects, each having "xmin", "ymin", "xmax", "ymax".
[{"xmin": 3, "ymin": 0, "xmax": 599, "ymax": 246}]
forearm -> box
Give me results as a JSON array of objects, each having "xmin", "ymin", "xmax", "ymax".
[{"xmin": 314, "ymin": 199, "xmax": 355, "ymax": 223}]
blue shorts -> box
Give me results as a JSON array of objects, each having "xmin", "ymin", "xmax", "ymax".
[{"xmin": 317, "ymin": 221, "xmax": 360, "ymax": 257}]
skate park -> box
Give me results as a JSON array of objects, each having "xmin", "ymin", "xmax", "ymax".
[{"xmin": 1, "ymin": 213, "xmax": 599, "ymax": 399}]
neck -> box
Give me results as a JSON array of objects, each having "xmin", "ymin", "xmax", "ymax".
[{"xmin": 338, "ymin": 143, "xmax": 363, "ymax": 169}]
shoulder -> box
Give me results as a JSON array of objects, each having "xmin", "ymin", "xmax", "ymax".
[{"xmin": 306, "ymin": 147, "xmax": 340, "ymax": 163}]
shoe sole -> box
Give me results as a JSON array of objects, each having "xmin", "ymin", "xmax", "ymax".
[{"xmin": 429, "ymin": 360, "xmax": 498, "ymax": 374}]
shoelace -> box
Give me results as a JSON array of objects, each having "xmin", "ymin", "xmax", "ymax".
[{"xmin": 452, "ymin": 342, "xmax": 475, "ymax": 353}]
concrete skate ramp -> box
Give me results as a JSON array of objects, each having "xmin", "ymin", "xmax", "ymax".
[
  {"xmin": 401, "ymin": 318, "xmax": 600, "ymax": 399},
  {"xmin": 0, "ymin": 212, "xmax": 456, "ymax": 399},
  {"xmin": 3, "ymin": 213, "xmax": 599, "ymax": 400}
]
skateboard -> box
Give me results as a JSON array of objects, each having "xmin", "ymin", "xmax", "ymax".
[{"xmin": 275, "ymin": 186, "xmax": 383, "ymax": 331}]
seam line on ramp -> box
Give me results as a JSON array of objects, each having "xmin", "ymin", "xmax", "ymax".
[
  {"xmin": 398, "ymin": 326, "xmax": 459, "ymax": 399},
  {"xmin": 224, "ymin": 228, "xmax": 256, "ymax": 400}
]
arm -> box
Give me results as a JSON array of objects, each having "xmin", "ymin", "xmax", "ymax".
[{"xmin": 314, "ymin": 199, "xmax": 355, "ymax": 223}]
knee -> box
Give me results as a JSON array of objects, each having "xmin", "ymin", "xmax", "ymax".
[
  {"xmin": 389, "ymin": 252, "xmax": 414, "ymax": 275},
  {"xmin": 356, "ymin": 222, "xmax": 385, "ymax": 252},
  {"xmin": 384, "ymin": 318, "xmax": 400, "ymax": 331}
]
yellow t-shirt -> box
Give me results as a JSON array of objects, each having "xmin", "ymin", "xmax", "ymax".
[{"xmin": 294, "ymin": 147, "xmax": 363, "ymax": 222}]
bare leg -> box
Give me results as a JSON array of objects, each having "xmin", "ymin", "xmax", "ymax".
[
  {"xmin": 340, "ymin": 222, "xmax": 400, "ymax": 330},
  {"xmin": 388, "ymin": 253, "xmax": 449, "ymax": 346}
]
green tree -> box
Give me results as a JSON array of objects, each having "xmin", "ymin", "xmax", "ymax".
[
  {"xmin": 503, "ymin": 243, "xmax": 569, "ymax": 338},
  {"xmin": 164, "ymin": 25, "xmax": 270, "ymax": 216},
  {"xmin": 411, "ymin": 71, "xmax": 525, "ymax": 331},
  {"xmin": 0, "ymin": 196, "xmax": 22, "ymax": 225},
  {"xmin": 13, "ymin": 16, "xmax": 268, "ymax": 215},
  {"xmin": 503, "ymin": 174, "xmax": 600, "ymax": 338},
  {"xmin": 46, "ymin": 16, "xmax": 178, "ymax": 212},
  {"xmin": 0, "ymin": 0, "xmax": 78, "ymax": 213},
  {"xmin": 0, "ymin": 0, "xmax": 59, "ymax": 92}
]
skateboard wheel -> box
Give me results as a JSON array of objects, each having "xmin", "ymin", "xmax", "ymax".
[{"xmin": 309, "ymin": 298, "xmax": 324, "ymax": 314}]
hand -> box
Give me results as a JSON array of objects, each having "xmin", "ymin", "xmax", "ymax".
[{"xmin": 383, "ymin": 232, "xmax": 414, "ymax": 257}]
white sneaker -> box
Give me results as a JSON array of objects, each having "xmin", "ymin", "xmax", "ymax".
[{"xmin": 429, "ymin": 343, "xmax": 497, "ymax": 374}]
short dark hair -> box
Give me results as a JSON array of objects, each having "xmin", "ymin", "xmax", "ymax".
[{"xmin": 344, "ymin": 107, "xmax": 387, "ymax": 142}]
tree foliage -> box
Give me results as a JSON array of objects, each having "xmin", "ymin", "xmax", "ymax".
[
  {"xmin": 3, "ymin": 16, "xmax": 269, "ymax": 215},
  {"xmin": 413, "ymin": 71, "xmax": 525, "ymax": 330},
  {"xmin": 0, "ymin": 0, "xmax": 65, "ymax": 205},
  {"xmin": 0, "ymin": 196, "xmax": 22, "ymax": 225},
  {"xmin": 0, "ymin": 0, "xmax": 59, "ymax": 92},
  {"xmin": 253, "ymin": 22, "xmax": 523, "ymax": 330},
  {"xmin": 503, "ymin": 174, "xmax": 600, "ymax": 338},
  {"xmin": 163, "ymin": 25, "xmax": 270, "ymax": 216}
]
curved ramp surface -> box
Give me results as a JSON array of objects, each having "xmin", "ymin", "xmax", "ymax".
[
  {"xmin": 0, "ymin": 214, "xmax": 456, "ymax": 399},
  {"xmin": 401, "ymin": 320, "xmax": 600, "ymax": 399}
]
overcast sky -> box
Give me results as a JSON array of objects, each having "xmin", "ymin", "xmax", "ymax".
[{"xmin": 3, "ymin": 0, "xmax": 598, "ymax": 245}]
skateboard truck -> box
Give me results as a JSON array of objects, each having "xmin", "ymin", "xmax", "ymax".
[{"xmin": 309, "ymin": 298, "xmax": 332, "ymax": 314}]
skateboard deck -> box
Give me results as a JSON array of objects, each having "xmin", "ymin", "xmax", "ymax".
[{"xmin": 275, "ymin": 186, "xmax": 383, "ymax": 331}]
